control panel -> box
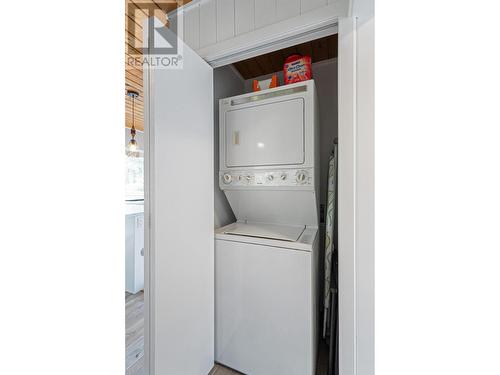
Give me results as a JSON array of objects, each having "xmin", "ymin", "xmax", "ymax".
[{"xmin": 219, "ymin": 168, "xmax": 314, "ymax": 189}]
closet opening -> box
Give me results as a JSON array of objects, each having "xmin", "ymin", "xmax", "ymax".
[{"xmin": 212, "ymin": 33, "xmax": 339, "ymax": 375}]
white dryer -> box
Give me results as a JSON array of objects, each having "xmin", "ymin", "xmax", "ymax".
[{"xmin": 216, "ymin": 80, "xmax": 319, "ymax": 375}]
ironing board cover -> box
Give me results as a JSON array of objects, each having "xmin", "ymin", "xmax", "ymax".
[{"xmin": 323, "ymin": 144, "xmax": 338, "ymax": 338}]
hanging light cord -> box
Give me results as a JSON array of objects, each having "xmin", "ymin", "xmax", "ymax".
[{"xmin": 131, "ymin": 93, "xmax": 136, "ymax": 137}]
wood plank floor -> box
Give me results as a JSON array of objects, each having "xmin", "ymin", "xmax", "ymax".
[
  {"xmin": 125, "ymin": 290, "xmax": 330, "ymax": 375},
  {"xmin": 126, "ymin": 291, "xmax": 145, "ymax": 375}
]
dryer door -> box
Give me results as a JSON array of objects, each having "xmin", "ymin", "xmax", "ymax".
[{"xmin": 225, "ymin": 98, "xmax": 305, "ymax": 167}]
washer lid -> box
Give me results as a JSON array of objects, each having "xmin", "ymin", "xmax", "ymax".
[{"xmin": 222, "ymin": 222, "xmax": 305, "ymax": 242}]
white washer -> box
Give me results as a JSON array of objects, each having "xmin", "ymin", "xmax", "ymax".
[
  {"xmin": 216, "ymin": 81, "xmax": 319, "ymax": 375},
  {"xmin": 215, "ymin": 222, "xmax": 319, "ymax": 375}
]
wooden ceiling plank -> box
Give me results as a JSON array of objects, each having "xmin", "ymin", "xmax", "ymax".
[
  {"xmin": 312, "ymin": 38, "xmax": 327, "ymax": 62},
  {"xmin": 232, "ymin": 61, "xmax": 251, "ymax": 80},
  {"xmin": 126, "ymin": 65, "xmax": 143, "ymax": 77},
  {"xmin": 125, "ymin": 99, "xmax": 145, "ymax": 113},
  {"xmin": 268, "ymin": 50, "xmax": 284, "ymax": 74},
  {"xmin": 129, "ymin": 0, "xmax": 151, "ymax": 17},
  {"xmin": 125, "ymin": 123, "xmax": 144, "ymax": 132},
  {"xmin": 125, "ymin": 82, "xmax": 144, "ymax": 97},
  {"xmin": 126, "ymin": 70, "xmax": 143, "ymax": 86},
  {"xmin": 126, "ymin": 111, "xmax": 144, "ymax": 120},
  {"xmin": 126, "ymin": 13, "xmax": 143, "ymax": 33},
  {"xmin": 126, "ymin": 71, "xmax": 143, "ymax": 88},
  {"xmin": 237, "ymin": 59, "xmax": 253, "ymax": 79},
  {"xmin": 252, "ymin": 56, "xmax": 268, "ymax": 78},
  {"xmin": 125, "ymin": 82, "xmax": 143, "ymax": 96},
  {"xmin": 126, "ymin": 41, "xmax": 143, "ymax": 56},
  {"xmin": 126, "ymin": 115, "xmax": 144, "ymax": 121},
  {"xmin": 244, "ymin": 60, "xmax": 258, "ymax": 80},
  {"xmin": 126, "ymin": 114, "xmax": 144, "ymax": 121},
  {"xmin": 326, "ymin": 34, "xmax": 338, "ymax": 59},
  {"xmin": 126, "ymin": 29, "xmax": 143, "ymax": 47},
  {"xmin": 261, "ymin": 54, "xmax": 276, "ymax": 75},
  {"xmin": 301, "ymin": 43, "xmax": 313, "ymax": 59},
  {"xmin": 125, "ymin": 98, "xmax": 145, "ymax": 111},
  {"xmin": 125, "ymin": 99, "xmax": 144, "ymax": 109},
  {"xmin": 125, "ymin": 81, "xmax": 143, "ymax": 93},
  {"xmin": 332, "ymin": 34, "xmax": 338, "ymax": 59},
  {"xmin": 126, "ymin": 110, "xmax": 144, "ymax": 119}
]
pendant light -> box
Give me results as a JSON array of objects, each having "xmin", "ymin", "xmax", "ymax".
[{"xmin": 127, "ymin": 90, "xmax": 140, "ymax": 157}]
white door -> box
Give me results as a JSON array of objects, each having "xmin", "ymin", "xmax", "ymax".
[
  {"xmin": 144, "ymin": 23, "xmax": 214, "ymax": 375},
  {"xmin": 224, "ymin": 99, "xmax": 305, "ymax": 167}
]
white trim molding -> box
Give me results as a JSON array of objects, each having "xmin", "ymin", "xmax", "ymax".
[
  {"xmin": 143, "ymin": 48, "xmax": 154, "ymax": 375},
  {"xmin": 338, "ymin": 13, "xmax": 374, "ymax": 375},
  {"xmin": 200, "ymin": 10, "xmax": 340, "ymax": 67}
]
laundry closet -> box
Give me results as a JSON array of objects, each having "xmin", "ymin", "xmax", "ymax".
[
  {"xmin": 211, "ymin": 36, "xmax": 339, "ymax": 375},
  {"xmin": 145, "ymin": 18, "xmax": 342, "ymax": 375}
]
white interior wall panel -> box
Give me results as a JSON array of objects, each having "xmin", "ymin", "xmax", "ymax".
[
  {"xmin": 184, "ymin": 4, "xmax": 200, "ymax": 50},
  {"xmin": 216, "ymin": 0, "xmax": 235, "ymax": 42},
  {"xmin": 254, "ymin": 0, "xmax": 276, "ymax": 29},
  {"xmin": 176, "ymin": 0, "xmax": 348, "ymax": 64},
  {"xmin": 213, "ymin": 66, "xmax": 243, "ymax": 228},
  {"xmin": 199, "ymin": 0, "xmax": 217, "ymax": 47},
  {"xmin": 276, "ymin": 0, "xmax": 301, "ymax": 22},
  {"xmin": 301, "ymin": 0, "xmax": 328, "ymax": 13},
  {"xmin": 234, "ymin": 0, "xmax": 255, "ymax": 35}
]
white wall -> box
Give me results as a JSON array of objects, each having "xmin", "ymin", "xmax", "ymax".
[{"xmin": 213, "ymin": 65, "xmax": 244, "ymax": 228}]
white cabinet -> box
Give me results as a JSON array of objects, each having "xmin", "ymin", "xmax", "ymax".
[
  {"xmin": 125, "ymin": 213, "xmax": 144, "ymax": 294},
  {"xmin": 215, "ymin": 237, "xmax": 316, "ymax": 375}
]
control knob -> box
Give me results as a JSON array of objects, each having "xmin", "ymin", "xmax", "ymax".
[
  {"xmin": 267, "ymin": 174, "xmax": 274, "ymax": 181},
  {"xmin": 296, "ymin": 171, "xmax": 308, "ymax": 184},
  {"xmin": 280, "ymin": 173, "xmax": 287, "ymax": 181},
  {"xmin": 223, "ymin": 174, "xmax": 232, "ymax": 184}
]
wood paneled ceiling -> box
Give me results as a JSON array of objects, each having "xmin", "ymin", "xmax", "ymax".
[
  {"xmin": 233, "ymin": 34, "xmax": 338, "ymax": 80},
  {"xmin": 125, "ymin": 1, "xmax": 190, "ymax": 131}
]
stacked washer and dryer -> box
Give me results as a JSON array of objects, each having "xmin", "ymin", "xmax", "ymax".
[{"xmin": 215, "ymin": 80, "xmax": 319, "ymax": 375}]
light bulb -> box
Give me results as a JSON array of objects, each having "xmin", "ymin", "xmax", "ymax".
[
  {"xmin": 128, "ymin": 139, "xmax": 138, "ymax": 152},
  {"xmin": 127, "ymin": 139, "xmax": 140, "ymax": 157}
]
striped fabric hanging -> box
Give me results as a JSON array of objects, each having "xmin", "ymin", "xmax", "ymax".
[{"xmin": 323, "ymin": 143, "xmax": 338, "ymax": 338}]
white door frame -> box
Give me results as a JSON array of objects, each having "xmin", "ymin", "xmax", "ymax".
[
  {"xmin": 143, "ymin": 16, "xmax": 370, "ymax": 375},
  {"xmin": 338, "ymin": 16, "xmax": 357, "ymax": 375},
  {"xmin": 143, "ymin": 53, "xmax": 153, "ymax": 375},
  {"xmin": 338, "ymin": 15, "xmax": 375, "ymax": 375}
]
